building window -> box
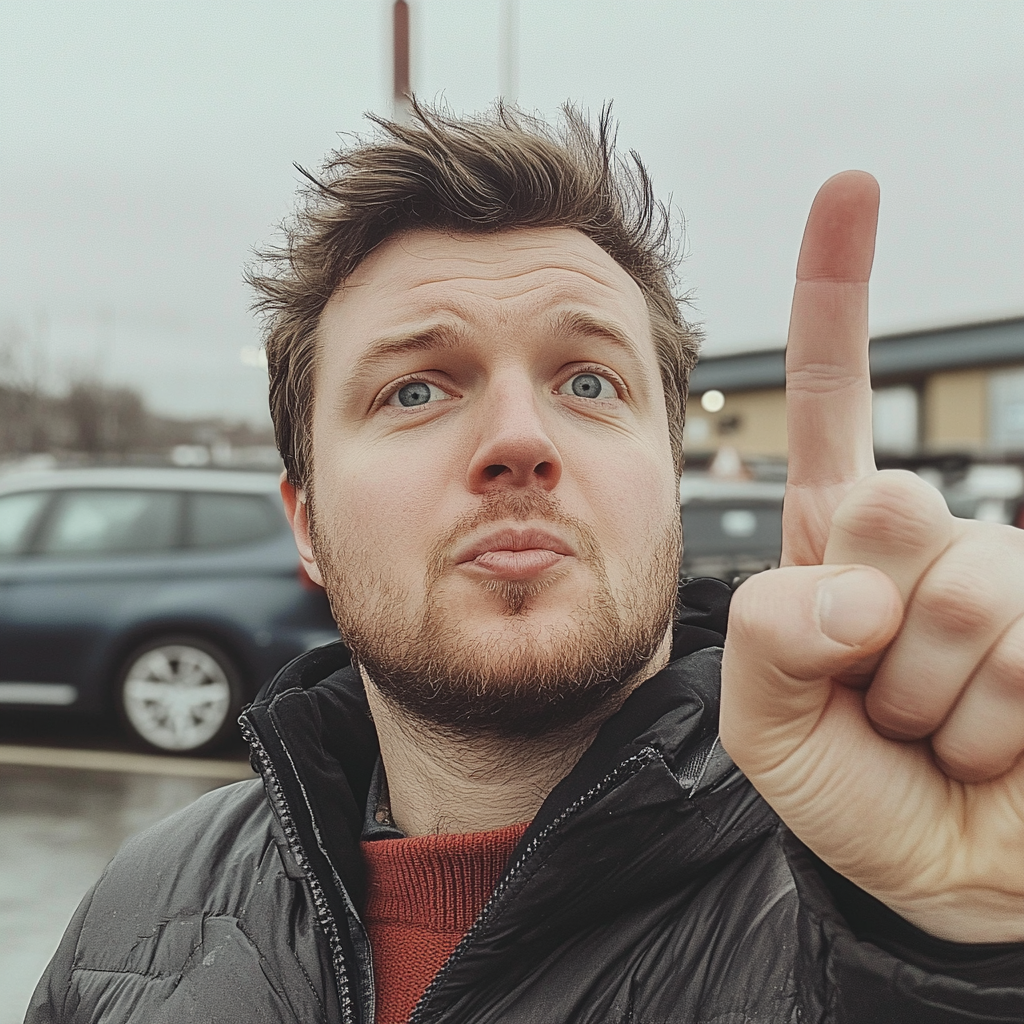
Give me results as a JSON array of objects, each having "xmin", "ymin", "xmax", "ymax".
[
  {"xmin": 989, "ymin": 369, "xmax": 1024, "ymax": 452},
  {"xmin": 873, "ymin": 386, "xmax": 919, "ymax": 454}
]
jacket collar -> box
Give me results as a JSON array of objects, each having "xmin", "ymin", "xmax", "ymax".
[{"xmin": 240, "ymin": 578, "xmax": 767, "ymax": 905}]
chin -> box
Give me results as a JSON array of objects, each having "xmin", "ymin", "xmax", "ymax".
[
  {"xmin": 450, "ymin": 564, "xmax": 590, "ymax": 619},
  {"xmin": 315, "ymin": 502, "xmax": 682, "ymax": 739}
]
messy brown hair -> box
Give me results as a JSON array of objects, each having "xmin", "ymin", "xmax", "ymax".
[{"xmin": 248, "ymin": 101, "xmax": 701, "ymax": 489}]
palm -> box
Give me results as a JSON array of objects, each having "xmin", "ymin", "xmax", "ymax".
[
  {"xmin": 720, "ymin": 171, "xmax": 1024, "ymax": 942},
  {"xmin": 760, "ymin": 649, "xmax": 1024, "ymax": 940}
]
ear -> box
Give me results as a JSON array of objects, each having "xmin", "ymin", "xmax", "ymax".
[{"xmin": 280, "ymin": 473, "xmax": 326, "ymax": 587}]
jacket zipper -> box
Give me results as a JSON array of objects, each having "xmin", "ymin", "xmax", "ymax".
[
  {"xmin": 240, "ymin": 718, "xmax": 360, "ymax": 1024},
  {"xmin": 407, "ymin": 745, "xmax": 662, "ymax": 1024}
]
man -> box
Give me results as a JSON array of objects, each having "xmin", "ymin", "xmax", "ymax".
[{"xmin": 29, "ymin": 104, "xmax": 1023, "ymax": 1023}]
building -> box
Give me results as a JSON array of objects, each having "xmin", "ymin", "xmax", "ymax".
[{"xmin": 685, "ymin": 316, "xmax": 1024, "ymax": 460}]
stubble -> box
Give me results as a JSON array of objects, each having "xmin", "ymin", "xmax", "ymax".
[{"xmin": 311, "ymin": 489, "xmax": 681, "ymax": 741}]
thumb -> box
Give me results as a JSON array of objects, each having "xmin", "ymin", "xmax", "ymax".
[{"xmin": 720, "ymin": 565, "xmax": 903, "ymax": 777}]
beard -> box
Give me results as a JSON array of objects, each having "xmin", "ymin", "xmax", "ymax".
[{"xmin": 310, "ymin": 490, "xmax": 681, "ymax": 741}]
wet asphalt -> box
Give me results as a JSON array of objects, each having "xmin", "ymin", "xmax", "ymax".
[{"xmin": 0, "ymin": 712, "xmax": 252, "ymax": 1024}]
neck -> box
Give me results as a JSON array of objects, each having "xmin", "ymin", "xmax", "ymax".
[{"xmin": 360, "ymin": 631, "xmax": 673, "ymax": 837}]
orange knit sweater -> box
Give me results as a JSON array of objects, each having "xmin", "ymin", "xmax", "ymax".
[{"xmin": 360, "ymin": 821, "xmax": 529, "ymax": 1024}]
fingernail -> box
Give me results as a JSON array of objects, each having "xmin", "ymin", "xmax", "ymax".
[{"xmin": 816, "ymin": 568, "xmax": 892, "ymax": 648}]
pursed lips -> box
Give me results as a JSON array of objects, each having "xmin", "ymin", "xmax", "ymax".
[{"xmin": 453, "ymin": 526, "xmax": 576, "ymax": 581}]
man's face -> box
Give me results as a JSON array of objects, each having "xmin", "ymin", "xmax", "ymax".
[{"xmin": 299, "ymin": 227, "xmax": 682, "ymax": 738}]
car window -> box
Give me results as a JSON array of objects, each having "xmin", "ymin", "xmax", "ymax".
[
  {"xmin": 682, "ymin": 501, "xmax": 783, "ymax": 556},
  {"xmin": 37, "ymin": 490, "xmax": 181, "ymax": 556},
  {"xmin": 186, "ymin": 492, "xmax": 282, "ymax": 548},
  {"xmin": 0, "ymin": 491, "xmax": 50, "ymax": 557}
]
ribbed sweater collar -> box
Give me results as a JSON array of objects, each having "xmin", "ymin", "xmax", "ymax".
[{"xmin": 361, "ymin": 822, "xmax": 530, "ymax": 933}]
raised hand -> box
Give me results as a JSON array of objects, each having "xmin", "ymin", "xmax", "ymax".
[{"xmin": 719, "ymin": 172, "xmax": 1024, "ymax": 943}]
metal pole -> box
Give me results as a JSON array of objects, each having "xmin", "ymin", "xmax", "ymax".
[
  {"xmin": 393, "ymin": 1, "xmax": 412, "ymax": 122},
  {"xmin": 499, "ymin": 0, "xmax": 520, "ymax": 104}
]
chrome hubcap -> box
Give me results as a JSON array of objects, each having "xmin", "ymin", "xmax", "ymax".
[{"xmin": 122, "ymin": 645, "xmax": 232, "ymax": 751}]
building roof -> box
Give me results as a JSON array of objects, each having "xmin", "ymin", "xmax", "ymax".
[{"xmin": 689, "ymin": 315, "xmax": 1024, "ymax": 393}]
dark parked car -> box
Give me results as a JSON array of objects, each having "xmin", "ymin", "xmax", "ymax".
[
  {"xmin": 680, "ymin": 476, "xmax": 786, "ymax": 584},
  {"xmin": 0, "ymin": 466, "xmax": 340, "ymax": 753}
]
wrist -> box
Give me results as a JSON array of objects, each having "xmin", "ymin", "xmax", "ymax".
[{"xmin": 886, "ymin": 893, "xmax": 1024, "ymax": 945}]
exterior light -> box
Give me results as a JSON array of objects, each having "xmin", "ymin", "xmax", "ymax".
[{"xmin": 701, "ymin": 390, "xmax": 725, "ymax": 413}]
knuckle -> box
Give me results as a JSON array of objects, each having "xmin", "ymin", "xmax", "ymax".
[
  {"xmin": 913, "ymin": 566, "xmax": 994, "ymax": 638},
  {"xmin": 833, "ymin": 471, "xmax": 947, "ymax": 553},
  {"xmin": 981, "ymin": 625, "xmax": 1024, "ymax": 699},
  {"xmin": 866, "ymin": 690, "xmax": 942, "ymax": 739},
  {"xmin": 786, "ymin": 364, "xmax": 866, "ymax": 398},
  {"xmin": 931, "ymin": 733, "xmax": 1000, "ymax": 783}
]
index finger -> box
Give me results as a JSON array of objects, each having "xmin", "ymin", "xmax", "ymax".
[{"xmin": 786, "ymin": 170, "xmax": 879, "ymax": 491}]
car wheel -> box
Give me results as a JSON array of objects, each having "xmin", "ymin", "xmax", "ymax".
[{"xmin": 116, "ymin": 636, "xmax": 244, "ymax": 754}]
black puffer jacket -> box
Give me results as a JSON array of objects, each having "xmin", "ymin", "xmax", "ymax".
[{"xmin": 28, "ymin": 580, "xmax": 1024, "ymax": 1023}]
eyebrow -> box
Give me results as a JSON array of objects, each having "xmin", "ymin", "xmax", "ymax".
[
  {"xmin": 340, "ymin": 321, "xmax": 470, "ymax": 404},
  {"xmin": 546, "ymin": 309, "xmax": 648, "ymax": 365}
]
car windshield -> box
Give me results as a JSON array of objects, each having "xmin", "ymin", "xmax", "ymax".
[{"xmin": 682, "ymin": 500, "xmax": 784, "ymax": 557}]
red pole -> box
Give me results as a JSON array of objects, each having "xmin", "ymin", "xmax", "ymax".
[{"xmin": 393, "ymin": 1, "xmax": 410, "ymax": 113}]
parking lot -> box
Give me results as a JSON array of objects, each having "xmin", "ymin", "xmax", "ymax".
[
  {"xmin": 0, "ymin": 714, "xmax": 254, "ymax": 1023},
  {"xmin": 3, "ymin": 458, "xmax": 1023, "ymax": 1021},
  {"xmin": 0, "ymin": 463, "xmax": 338, "ymax": 1020}
]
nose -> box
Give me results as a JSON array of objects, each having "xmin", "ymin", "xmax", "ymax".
[{"xmin": 466, "ymin": 377, "xmax": 563, "ymax": 493}]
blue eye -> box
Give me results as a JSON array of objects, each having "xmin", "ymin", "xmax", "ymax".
[
  {"xmin": 559, "ymin": 372, "xmax": 617, "ymax": 400},
  {"xmin": 387, "ymin": 381, "xmax": 451, "ymax": 408}
]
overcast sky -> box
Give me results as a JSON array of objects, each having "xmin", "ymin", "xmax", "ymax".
[{"xmin": 1, "ymin": 1, "xmax": 1021, "ymax": 424}]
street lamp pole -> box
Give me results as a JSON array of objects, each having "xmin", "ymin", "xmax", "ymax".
[
  {"xmin": 393, "ymin": 1, "xmax": 412, "ymax": 122},
  {"xmin": 499, "ymin": 0, "xmax": 520, "ymax": 104}
]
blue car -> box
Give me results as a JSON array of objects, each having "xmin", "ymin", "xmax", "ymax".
[{"xmin": 0, "ymin": 466, "xmax": 341, "ymax": 753}]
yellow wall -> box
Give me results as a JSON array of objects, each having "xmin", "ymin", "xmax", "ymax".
[
  {"xmin": 684, "ymin": 388, "xmax": 788, "ymax": 457},
  {"xmin": 924, "ymin": 370, "xmax": 987, "ymax": 451},
  {"xmin": 685, "ymin": 367, "xmax": 998, "ymax": 460}
]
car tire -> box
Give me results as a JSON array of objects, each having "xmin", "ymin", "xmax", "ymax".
[{"xmin": 115, "ymin": 635, "xmax": 245, "ymax": 755}]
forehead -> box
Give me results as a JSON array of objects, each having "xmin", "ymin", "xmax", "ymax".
[{"xmin": 318, "ymin": 227, "xmax": 652, "ymax": 355}]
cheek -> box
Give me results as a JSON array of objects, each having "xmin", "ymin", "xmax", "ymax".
[
  {"xmin": 576, "ymin": 394, "xmax": 678, "ymax": 545},
  {"xmin": 579, "ymin": 448, "xmax": 679, "ymax": 554},
  {"xmin": 617, "ymin": 469, "xmax": 678, "ymax": 539},
  {"xmin": 314, "ymin": 441, "xmax": 450, "ymax": 565}
]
